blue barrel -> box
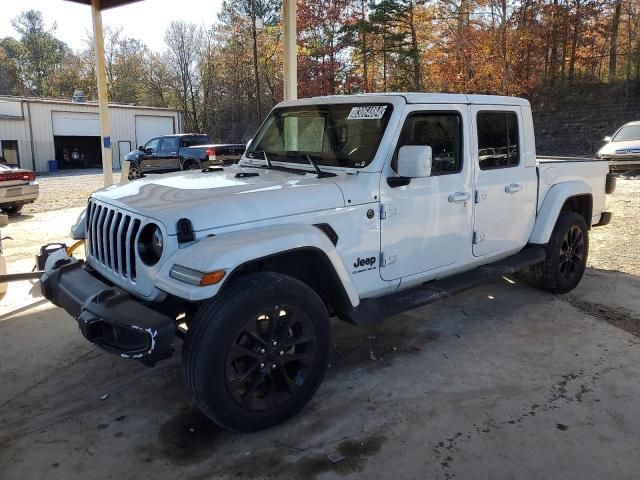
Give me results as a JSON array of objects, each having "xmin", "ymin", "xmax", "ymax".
[{"xmin": 47, "ymin": 160, "xmax": 58, "ymax": 173}]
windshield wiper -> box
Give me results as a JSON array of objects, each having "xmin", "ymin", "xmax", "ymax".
[
  {"xmin": 263, "ymin": 151, "xmax": 273, "ymax": 169},
  {"xmin": 285, "ymin": 153, "xmax": 336, "ymax": 178},
  {"xmin": 247, "ymin": 150, "xmax": 273, "ymax": 168}
]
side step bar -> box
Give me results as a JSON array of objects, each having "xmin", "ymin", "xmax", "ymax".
[{"xmin": 345, "ymin": 246, "xmax": 546, "ymax": 325}]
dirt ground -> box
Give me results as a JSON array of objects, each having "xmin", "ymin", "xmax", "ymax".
[
  {"xmin": 1, "ymin": 175, "xmax": 639, "ymax": 480},
  {"xmin": 23, "ymin": 170, "xmax": 121, "ymax": 215}
]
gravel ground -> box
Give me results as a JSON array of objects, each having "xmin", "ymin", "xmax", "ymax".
[
  {"xmin": 23, "ymin": 170, "xmax": 121, "ymax": 215},
  {"xmin": 588, "ymin": 178, "xmax": 639, "ymax": 275}
]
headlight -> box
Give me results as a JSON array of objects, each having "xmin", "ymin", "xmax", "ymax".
[{"xmin": 137, "ymin": 223, "xmax": 164, "ymax": 266}]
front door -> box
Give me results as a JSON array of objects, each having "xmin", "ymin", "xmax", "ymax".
[
  {"xmin": 156, "ymin": 136, "xmax": 180, "ymax": 169},
  {"xmin": 379, "ymin": 105, "xmax": 473, "ymax": 280},
  {"xmin": 471, "ymin": 106, "xmax": 533, "ymax": 256},
  {"xmin": 140, "ymin": 137, "xmax": 160, "ymax": 172}
]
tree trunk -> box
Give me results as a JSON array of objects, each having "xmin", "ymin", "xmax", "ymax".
[
  {"xmin": 609, "ymin": 0, "xmax": 622, "ymax": 82},
  {"xmin": 250, "ymin": 0, "xmax": 262, "ymax": 123},
  {"xmin": 361, "ymin": 0, "xmax": 368, "ymax": 92},
  {"xmin": 408, "ymin": 1, "xmax": 421, "ymax": 90},
  {"xmin": 568, "ymin": 0, "xmax": 581, "ymax": 84}
]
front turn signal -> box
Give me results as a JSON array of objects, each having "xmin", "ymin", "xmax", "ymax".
[
  {"xmin": 170, "ymin": 265, "xmax": 226, "ymax": 286},
  {"xmin": 199, "ymin": 270, "xmax": 226, "ymax": 286}
]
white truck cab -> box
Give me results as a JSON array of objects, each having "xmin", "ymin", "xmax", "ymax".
[{"xmin": 42, "ymin": 93, "xmax": 615, "ymax": 432}]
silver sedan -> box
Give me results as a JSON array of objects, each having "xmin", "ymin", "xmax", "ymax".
[
  {"xmin": 597, "ymin": 121, "xmax": 640, "ymax": 173},
  {"xmin": 0, "ymin": 164, "xmax": 39, "ymax": 216}
]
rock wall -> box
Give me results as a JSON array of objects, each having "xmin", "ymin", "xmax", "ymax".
[{"xmin": 530, "ymin": 83, "xmax": 640, "ymax": 157}]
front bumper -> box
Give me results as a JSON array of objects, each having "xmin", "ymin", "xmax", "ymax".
[
  {"xmin": 606, "ymin": 158, "xmax": 640, "ymax": 173},
  {"xmin": 41, "ymin": 254, "xmax": 175, "ymax": 364}
]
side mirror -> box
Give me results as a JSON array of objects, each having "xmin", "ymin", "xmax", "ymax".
[
  {"xmin": 138, "ymin": 145, "xmax": 144, "ymax": 151},
  {"xmin": 603, "ymin": 136, "xmax": 612, "ymax": 143},
  {"xmin": 397, "ymin": 145, "xmax": 432, "ymax": 178}
]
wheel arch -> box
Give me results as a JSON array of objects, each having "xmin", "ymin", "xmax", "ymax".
[
  {"xmin": 155, "ymin": 223, "xmax": 360, "ymax": 310},
  {"xmin": 222, "ymin": 247, "xmax": 355, "ymax": 319},
  {"xmin": 529, "ymin": 181, "xmax": 593, "ymax": 244}
]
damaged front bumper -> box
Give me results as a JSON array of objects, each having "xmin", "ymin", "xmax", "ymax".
[{"xmin": 40, "ymin": 254, "xmax": 175, "ymax": 365}]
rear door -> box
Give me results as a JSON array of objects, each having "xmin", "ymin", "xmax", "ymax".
[{"xmin": 471, "ymin": 106, "xmax": 536, "ymax": 256}]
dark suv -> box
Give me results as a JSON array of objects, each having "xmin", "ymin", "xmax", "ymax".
[{"xmin": 125, "ymin": 134, "xmax": 246, "ymax": 180}]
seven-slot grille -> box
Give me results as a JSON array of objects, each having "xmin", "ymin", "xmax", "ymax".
[{"xmin": 86, "ymin": 200, "xmax": 141, "ymax": 282}]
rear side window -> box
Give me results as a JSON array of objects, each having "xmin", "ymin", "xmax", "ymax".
[
  {"xmin": 477, "ymin": 111, "xmax": 519, "ymax": 170},
  {"xmin": 159, "ymin": 137, "xmax": 179, "ymax": 151},
  {"xmin": 182, "ymin": 136, "xmax": 210, "ymax": 147}
]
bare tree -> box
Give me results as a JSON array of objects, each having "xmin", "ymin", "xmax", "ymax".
[{"xmin": 165, "ymin": 21, "xmax": 203, "ymax": 131}]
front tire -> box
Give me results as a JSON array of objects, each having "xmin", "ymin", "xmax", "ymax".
[
  {"xmin": 182, "ymin": 272, "xmax": 331, "ymax": 432},
  {"xmin": 534, "ymin": 211, "xmax": 589, "ymax": 294},
  {"xmin": 127, "ymin": 162, "xmax": 142, "ymax": 180}
]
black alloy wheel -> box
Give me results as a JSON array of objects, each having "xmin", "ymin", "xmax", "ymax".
[
  {"xmin": 558, "ymin": 225, "xmax": 585, "ymax": 284},
  {"xmin": 533, "ymin": 211, "xmax": 589, "ymax": 294},
  {"xmin": 225, "ymin": 304, "xmax": 317, "ymax": 411}
]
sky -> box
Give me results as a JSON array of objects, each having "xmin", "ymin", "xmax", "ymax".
[{"xmin": 0, "ymin": 0, "xmax": 224, "ymax": 52}]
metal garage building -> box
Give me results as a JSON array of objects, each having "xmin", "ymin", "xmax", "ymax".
[{"xmin": 0, "ymin": 95, "xmax": 182, "ymax": 172}]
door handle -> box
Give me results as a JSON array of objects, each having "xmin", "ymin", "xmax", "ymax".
[
  {"xmin": 505, "ymin": 183, "xmax": 523, "ymax": 194},
  {"xmin": 170, "ymin": 152, "xmax": 177, "ymax": 155},
  {"xmin": 448, "ymin": 192, "xmax": 471, "ymax": 203}
]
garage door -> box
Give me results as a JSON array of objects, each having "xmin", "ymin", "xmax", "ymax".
[
  {"xmin": 135, "ymin": 116, "xmax": 175, "ymax": 148},
  {"xmin": 52, "ymin": 112, "xmax": 100, "ymax": 136}
]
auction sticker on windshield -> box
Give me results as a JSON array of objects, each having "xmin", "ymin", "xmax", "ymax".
[{"xmin": 347, "ymin": 105, "xmax": 387, "ymax": 120}]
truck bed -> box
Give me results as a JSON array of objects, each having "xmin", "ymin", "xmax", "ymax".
[{"xmin": 536, "ymin": 156, "xmax": 610, "ymax": 226}]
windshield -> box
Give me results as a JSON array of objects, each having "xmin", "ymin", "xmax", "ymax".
[
  {"xmin": 246, "ymin": 103, "xmax": 392, "ymax": 168},
  {"xmin": 612, "ymin": 124, "xmax": 640, "ymax": 142}
]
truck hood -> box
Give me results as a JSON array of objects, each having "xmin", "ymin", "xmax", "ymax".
[{"xmin": 92, "ymin": 167, "xmax": 346, "ymax": 234}]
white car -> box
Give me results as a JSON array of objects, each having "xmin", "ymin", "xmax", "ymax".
[
  {"xmin": 41, "ymin": 93, "xmax": 615, "ymax": 432},
  {"xmin": 0, "ymin": 164, "xmax": 39, "ymax": 216},
  {"xmin": 597, "ymin": 120, "xmax": 640, "ymax": 173}
]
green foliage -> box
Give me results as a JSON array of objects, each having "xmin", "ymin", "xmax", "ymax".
[{"xmin": 10, "ymin": 10, "xmax": 67, "ymax": 96}]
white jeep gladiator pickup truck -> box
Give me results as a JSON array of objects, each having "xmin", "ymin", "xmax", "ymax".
[{"xmin": 41, "ymin": 93, "xmax": 615, "ymax": 432}]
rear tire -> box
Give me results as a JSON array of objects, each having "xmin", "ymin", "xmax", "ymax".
[
  {"xmin": 533, "ymin": 211, "xmax": 589, "ymax": 294},
  {"xmin": 182, "ymin": 272, "xmax": 331, "ymax": 432},
  {"xmin": 182, "ymin": 160, "xmax": 200, "ymax": 171}
]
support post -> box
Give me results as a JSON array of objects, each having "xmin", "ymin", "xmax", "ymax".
[
  {"xmin": 282, "ymin": 0, "xmax": 297, "ymax": 101},
  {"xmin": 91, "ymin": 0, "xmax": 113, "ymax": 187}
]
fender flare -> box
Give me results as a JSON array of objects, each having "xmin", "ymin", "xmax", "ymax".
[
  {"xmin": 529, "ymin": 180, "xmax": 593, "ymax": 244},
  {"xmin": 155, "ymin": 223, "xmax": 360, "ymax": 306}
]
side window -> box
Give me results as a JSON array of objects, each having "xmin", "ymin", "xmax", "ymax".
[
  {"xmin": 159, "ymin": 137, "xmax": 179, "ymax": 151},
  {"xmin": 144, "ymin": 137, "xmax": 160, "ymax": 152},
  {"xmin": 477, "ymin": 111, "xmax": 519, "ymax": 169},
  {"xmin": 394, "ymin": 112, "xmax": 462, "ymax": 175}
]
